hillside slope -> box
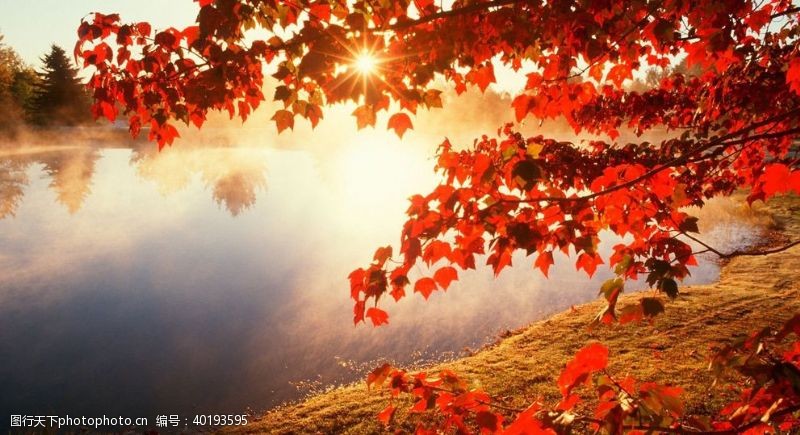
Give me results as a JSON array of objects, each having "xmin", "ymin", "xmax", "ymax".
[{"xmin": 231, "ymin": 195, "xmax": 800, "ymax": 434}]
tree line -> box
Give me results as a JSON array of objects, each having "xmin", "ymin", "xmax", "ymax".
[{"xmin": 0, "ymin": 35, "xmax": 91, "ymax": 135}]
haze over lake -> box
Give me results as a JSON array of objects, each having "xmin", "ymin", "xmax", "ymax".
[{"xmin": 0, "ymin": 138, "xmax": 763, "ymax": 420}]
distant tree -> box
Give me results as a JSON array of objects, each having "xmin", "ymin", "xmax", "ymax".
[
  {"xmin": 0, "ymin": 34, "xmax": 31, "ymax": 132},
  {"xmin": 11, "ymin": 68, "xmax": 39, "ymax": 115},
  {"xmin": 629, "ymin": 58, "xmax": 702, "ymax": 93},
  {"xmin": 30, "ymin": 45, "xmax": 91, "ymax": 126}
]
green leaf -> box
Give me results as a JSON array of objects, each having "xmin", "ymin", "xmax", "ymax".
[
  {"xmin": 599, "ymin": 278, "xmax": 624, "ymax": 301},
  {"xmin": 614, "ymin": 254, "xmax": 633, "ymax": 275},
  {"xmin": 501, "ymin": 145, "xmax": 517, "ymax": 161}
]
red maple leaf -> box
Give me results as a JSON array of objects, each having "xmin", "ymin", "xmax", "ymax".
[
  {"xmin": 414, "ymin": 277, "xmax": 437, "ymax": 299},
  {"xmin": 433, "ymin": 267, "xmax": 458, "ymax": 290},
  {"xmin": 366, "ymin": 307, "xmax": 389, "ymax": 326}
]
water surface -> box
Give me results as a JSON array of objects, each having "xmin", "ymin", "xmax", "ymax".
[{"xmin": 0, "ymin": 141, "xmax": 762, "ymax": 422}]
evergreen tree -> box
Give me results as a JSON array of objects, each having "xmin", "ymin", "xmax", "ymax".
[
  {"xmin": 30, "ymin": 45, "xmax": 91, "ymax": 126},
  {"xmin": 11, "ymin": 68, "xmax": 38, "ymax": 113}
]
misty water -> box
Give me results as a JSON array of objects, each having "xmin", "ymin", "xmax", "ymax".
[{"xmin": 0, "ymin": 139, "xmax": 765, "ymax": 421}]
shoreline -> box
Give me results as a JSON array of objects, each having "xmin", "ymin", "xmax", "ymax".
[{"xmin": 228, "ymin": 194, "xmax": 800, "ymax": 434}]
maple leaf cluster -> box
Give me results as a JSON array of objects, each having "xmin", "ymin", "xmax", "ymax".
[{"xmin": 367, "ymin": 315, "xmax": 800, "ymax": 433}]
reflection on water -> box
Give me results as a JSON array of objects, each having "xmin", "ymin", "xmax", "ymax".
[
  {"xmin": 0, "ymin": 148, "xmax": 101, "ymax": 217},
  {"xmin": 0, "ymin": 146, "xmax": 268, "ymax": 218},
  {"xmin": 131, "ymin": 147, "xmax": 268, "ymax": 216},
  {"xmin": 0, "ymin": 144, "xmax": 764, "ymax": 421},
  {"xmin": 42, "ymin": 148, "xmax": 100, "ymax": 215},
  {"xmin": 0, "ymin": 156, "xmax": 29, "ymax": 218}
]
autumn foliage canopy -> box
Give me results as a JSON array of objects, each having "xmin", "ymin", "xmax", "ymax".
[{"xmin": 76, "ymin": 0, "xmax": 800, "ymax": 432}]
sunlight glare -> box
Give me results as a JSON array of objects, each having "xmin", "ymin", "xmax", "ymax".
[
  {"xmin": 354, "ymin": 52, "xmax": 377, "ymax": 74},
  {"xmin": 334, "ymin": 133, "xmax": 434, "ymax": 216}
]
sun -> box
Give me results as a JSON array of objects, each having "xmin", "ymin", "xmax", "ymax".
[{"xmin": 354, "ymin": 52, "xmax": 378, "ymax": 74}]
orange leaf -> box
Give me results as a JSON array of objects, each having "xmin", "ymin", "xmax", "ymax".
[
  {"xmin": 512, "ymin": 94, "xmax": 531, "ymax": 122},
  {"xmin": 466, "ymin": 64, "xmax": 495, "ymax": 92},
  {"xmin": 271, "ymin": 109, "xmax": 294, "ymax": 133},
  {"xmin": 503, "ymin": 404, "xmax": 549, "ymax": 434},
  {"xmin": 489, "ymin": 249, "xmax": 512, "ymax": 276},
  {"xmin": 366, "ymin": 307, "xmax": 389, "ymax": 326},
  {"xmin": 576, "ymin": 252, "xmax": 603, "ymax": 277},
  {"xmin": 433, "ymin": 266, "xmax": 458, "ymax": 290},
  {"xmin": 557, "ymin": 393, "xmax": 581, "ymax": 411},
  {"xmin": 373, "ymin": 245, "xmax": 393, "ymax": 266},
  {"xmin": 353, "ymin": 300, "xmax": 365, "ymax": 325},
  {"xmin": 606, "ymin": 63, "xmax": 631, "ymax": 87},
  {"xmin": 387, "ymin": 112, "xmax": 413, "ymax": 138},
  {"xmin": 534, "ymin": 251, "xmax": 554, "ymax": 278},
  {"xmin": 309, "ymin": 2, "xmax": 331, "ymax": 21},
  {"xmin": 182, "ymin": 25, "xmax": 199, "ymax": 45},
  {"xmin": 390, "ymin": 286, "xmax": 405, "ymax": 301},
  {"xmin": 352, "ymin": 105, "xmax": 376, "ymax": 130},
  {"xmin": 557, "ymin": 343, "xmax": 608, "ymax": 396},
  {"xmin": 367, "ymin": 363, "xmax": 392, "ymax": 389},
  {"xmin": 414, "ymin": 277, "xmax": 437, "ymax": 299},
  {"xmin": 377, "ymin": 404, "xmax": 395, "ymax": 425}
]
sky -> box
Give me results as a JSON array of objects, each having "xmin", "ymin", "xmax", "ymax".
[{"xmin": 0, "ymin": 0, "xmax": 198, "ymax": 66}]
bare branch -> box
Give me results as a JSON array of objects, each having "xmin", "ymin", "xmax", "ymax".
[{"xmin": 681, "ymin": 232, "xmax": 800, "ymax": 259}]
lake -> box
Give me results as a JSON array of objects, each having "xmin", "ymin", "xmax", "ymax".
[{"xmin": 0, "ymin": 137, "xmax": 763, "ymax": 423}]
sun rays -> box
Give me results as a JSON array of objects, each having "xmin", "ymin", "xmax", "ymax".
[{"xmin": 354, "ymin": 51, "xmax": 378, "ymax": 75}]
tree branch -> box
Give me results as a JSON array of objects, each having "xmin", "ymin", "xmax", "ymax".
[
  {"xmin": 771, "ymin": 6, "xmax": 800, "ymax": 19},
  {"xmin": 681, "ymin": 232, "xmax": 800, "ymax": 260},
  {"xmin": 498, "ymin": 107, "xmax": 800, "ymax": 207},
  {"xmin": 719, "ymin": 240, "xmax": 800, "ymax": 259}
]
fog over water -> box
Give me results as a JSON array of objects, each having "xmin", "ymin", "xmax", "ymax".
[{"xmin": 0, "ymin": 98, "xmax": 768, "ymax": 420}]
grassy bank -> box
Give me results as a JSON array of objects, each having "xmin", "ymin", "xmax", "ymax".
[{"xmin": 231, "ymin": 195, "xmax": 800, "ymax": 434}]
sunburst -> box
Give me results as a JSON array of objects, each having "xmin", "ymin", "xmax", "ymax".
[{"xmin": 354, "ymin": 51, "xmax": 378, "ymax": 74}]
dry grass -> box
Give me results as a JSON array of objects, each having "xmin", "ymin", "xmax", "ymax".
[{"xmin": 228, "ymin": 195, "xmax": 800, "ymax": 434}]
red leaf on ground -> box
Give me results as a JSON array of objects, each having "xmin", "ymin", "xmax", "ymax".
[
  {"xmin": 377, "ymin": 404, "xmax": 395, "ymax": 425},
  {"xmin": 367, "ymin": 363, "xmax": 392, "ymax": 389}
]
